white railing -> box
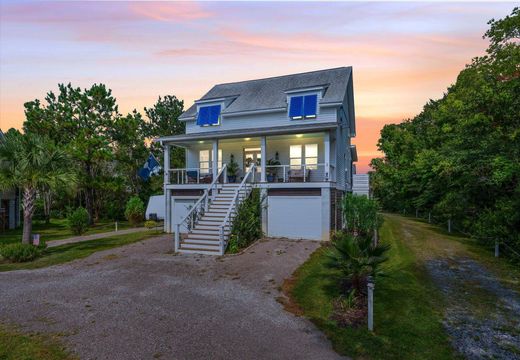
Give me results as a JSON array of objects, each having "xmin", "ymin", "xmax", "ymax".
[
  {"xmin": 169, "ymin": 167, "xmax": 227, "ymax": 185},
  {"xmin": 218, "ymin": 164, "xmax": 256, "ymax": 255},
  {"xmin": 174, "ymin": 165, "xmax": 227, "ymax": 252},
  {"xmin": 264, "ymin": 163, "xmax": 334, "ymax": 183}
]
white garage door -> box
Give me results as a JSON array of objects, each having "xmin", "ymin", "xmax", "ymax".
[
  {"xmin": 171, "ymin": 198, "xmax": 197, "ymax": 233},
  {"xmin": 267, "ymin": 196, "xmax": 322, "ymax": 240}
]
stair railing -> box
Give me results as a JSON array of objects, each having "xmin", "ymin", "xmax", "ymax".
[
  {"xmin": 174, "ymin": 164, "xmax": 227, "ymax": 252},
  {"xmin": 218, "ymin": 164, "xmax": 256, "ymax": 255}
]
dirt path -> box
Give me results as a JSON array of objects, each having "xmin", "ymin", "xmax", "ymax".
[
  {"xmin": 46, "ymin": 227, "xmax": 155, "ymax": 248},
  {"xmin": 387, "ymin": 214, "xmax": 520, "ymax": 360}
]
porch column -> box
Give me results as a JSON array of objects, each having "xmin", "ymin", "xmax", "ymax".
[
  {"xmin": 260, "ymin": 136, "xmax": 266, "ymax": 182},
  {"xmin": 163, "ymin": 144, "xmax": 171, "ymax": 233},
  {"xmin": 212, "ymin": 139, "xmax": 218, "ymax": 180},
  {"xmin": 324, "ymin": 131, "xmax": 330, "ymax": 181}
]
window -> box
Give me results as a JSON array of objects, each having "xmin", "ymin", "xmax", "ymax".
[
  {"xmin": 305, "ymin": 144, "xmax": 318, "ymax": 169},
  {"xmin": 199, "ymin": 149, "xmax": 222, "ymax": 173},
  {"xmin": 290, "ymin": 145, "xmax": 302, "ymax": 169},
  {"xmin": 197, "ymin": 105, "xmax": 221, "ymax": 126},
  {"xmin": 290, "ymin": 144, "xmax": 318, "ymax": 169},
  {"xmin": 289, "ymin": 94, "xmax": 318, "ymax": 119}
]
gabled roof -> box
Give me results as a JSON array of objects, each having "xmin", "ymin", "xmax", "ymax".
[{"xmin": 179, "ymin": 67, "xmax": 352, "ymax": 120}]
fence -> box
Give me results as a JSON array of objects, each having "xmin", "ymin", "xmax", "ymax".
[{"xmin": 399, "ymin": 208, "xmax": 520, "ymax": 262}]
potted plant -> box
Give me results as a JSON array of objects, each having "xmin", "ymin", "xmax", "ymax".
[
  {"xmin": 227, "ymin": 154, "xmax": 239, "ymax": 183},
  {"xmin": 266, "ymin": 158, "xmax": 280, "ymax": 182}
]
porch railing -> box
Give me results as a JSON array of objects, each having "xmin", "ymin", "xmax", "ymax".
[
  {"xmin": 169, "ymin": 167, "xmax": 227, "ymax": 185},
  {"xmin": 174, "ymin": 165, "xmax": 227, "ymax": 252},
  {"xmin": 219, "ymin": 164, "xmax": 256, "ymax": 255},
  {"xmin": 264, "ymin": 163, "xmax": 334, "ymax": 183}
]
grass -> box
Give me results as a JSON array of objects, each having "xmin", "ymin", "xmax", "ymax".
[
  {"xmin": 0, "ymin": 219, "xmax": 136, "ymax": 246},
  {"xmin": 0, "ymin": 323, "xmax": 74, "ymax": 360},
  {"xmin": 287, "ymin": 214, "xmax": 459, "ymax": 359},
  {"xmin": 0, "ymin": 231, "xmax": 157, "ymax": 272}
]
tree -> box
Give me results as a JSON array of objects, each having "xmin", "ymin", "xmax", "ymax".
[{"xmin": 0, "ymin": 131, "xmax": 76, "ymax": 244}]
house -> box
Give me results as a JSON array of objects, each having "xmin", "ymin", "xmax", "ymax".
[
  {"xmin": 352, "ymin": 174, "xmax": 370, "ymax": 197},
  {"xmin": 156, "ymin": 67, "xmax": 357, "ymax": 254}
]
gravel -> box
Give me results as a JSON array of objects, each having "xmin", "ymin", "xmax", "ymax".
[
  {"xmin": 426, "ymin": 257, "xmax": 520, "ymax": 360},
  {"xmin": 0, "ymin": 236, "xmax": 345, "ymax": 360}
]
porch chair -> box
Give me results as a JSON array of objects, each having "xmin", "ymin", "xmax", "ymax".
[{"xmin": 288, "ymin": 168, "xmax": 310, "ymax": 182}]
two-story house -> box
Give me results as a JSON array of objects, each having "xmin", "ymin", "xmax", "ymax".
[{"xmin": 157, "ymin": 67, "xmax": 357, "ymax": 255}]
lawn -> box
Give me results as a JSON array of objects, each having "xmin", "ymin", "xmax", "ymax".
[
  {"xmin": 0, "ymin": 231, "xmax": 157, "ymax": 272},
  {"xmin": 286, "ymin": 214, "xmax": 458, "ymax": 359},
  {"xmin": 0, "ymin": 323, "xmax": 74, "ymax": 360},
  {"xmin": 0, "ymin": 219, "xmax": 136, "ymax": 246}
]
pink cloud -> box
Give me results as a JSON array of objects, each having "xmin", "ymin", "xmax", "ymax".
[{"xmin": 129, "ymin": 2, "xmax": 212, "ymax": 22}]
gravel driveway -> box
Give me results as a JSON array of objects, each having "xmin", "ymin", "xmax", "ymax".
[{"xmin": 0, "ymin": 236, "xmax": 344, "ymax": 360}]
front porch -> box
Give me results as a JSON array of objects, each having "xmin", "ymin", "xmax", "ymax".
[{"xmin": 164, "ymin": 132, "xmax": 336, "ymax": 188}]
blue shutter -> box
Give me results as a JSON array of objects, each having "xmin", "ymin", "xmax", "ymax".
[
  {"xmin": 289, "ymin": 96, "xmax": 304, "ymax": 119},
  {"xmin": 303, "ymin": 94, "xmax": 318, "ymax": 118},
  {"xmin": 197, "ymin": 105, "xmax": 221, "ymax": 126}
]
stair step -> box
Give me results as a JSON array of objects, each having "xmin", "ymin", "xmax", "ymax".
[
  {"xmin": 180, "ymin": 243, "xmax": 220, "ymax": 250},
  {"xmin": 178, "ymin": 248, "xmax": 221, "ymax": 255},
  {"xmin": 191, "ymin": 229, "xmax": 230, "ymax": 236},
  {"xmin": 183, "ymin": 238, "xmax": 221, "ymax": 245},
  {"xmin": 186, "ymin": 233, "xmax": 221, "ymax": 240},
  {"xmin": 196, "ymin": 225, "xmax": 231, "ymax": 231}
]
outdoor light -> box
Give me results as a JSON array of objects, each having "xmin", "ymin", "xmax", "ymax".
[
  {"xmin": 198, "ymin": 141, "xmax": 204, "ymax": 144},
  {"xmin": 296, "ymin": 134, "xmax": 303, "ymax": 138},
  {"xmin": 245, "ymin": 137, "xmax": 251, "ymax": 141}
]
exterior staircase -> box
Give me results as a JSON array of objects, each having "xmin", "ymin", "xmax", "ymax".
[{"xmin": 177, "ymin": 183, "xmax": 251, "ymax": 255}]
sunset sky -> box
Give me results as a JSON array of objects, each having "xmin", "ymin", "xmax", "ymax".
[{"xmin": 0, "ymin": 1, "xmax": 515, "ymax": 173}]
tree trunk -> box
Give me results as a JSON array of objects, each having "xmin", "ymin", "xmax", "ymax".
[{"xmin": 21, "ymin": 187, "xmax": 36, "ymax": 244}]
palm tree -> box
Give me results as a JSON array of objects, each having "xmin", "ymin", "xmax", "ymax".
[{"xmin": 0, "ymin": 130, "xmax": 76, "ymax": 244}]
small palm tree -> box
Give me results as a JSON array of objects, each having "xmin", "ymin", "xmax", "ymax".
[
  {"xmin": 0, "ymin": 131, "xmax": 76, "ymax": 244},
  {"xmin": 327, "ymin": 232, "xmax": 390, "ymax": 294}
]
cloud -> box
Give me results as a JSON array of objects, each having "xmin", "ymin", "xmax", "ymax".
[{"xmin": 129, "ymin": 2, "xmax": 212, "ymax": 22}]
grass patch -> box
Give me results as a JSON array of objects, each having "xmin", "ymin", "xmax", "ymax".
[
  {"xmin": 0, "ymin": 323, "xmax": 74, "ymax": 360},
  {"xmin": 0, "ymin": 232, "xmax": 157, "ymax": 272},
  {"xmin": 287, "ymin": 214, "xmax": 458, "ymax": 359},
  {"xmin": 0, "ymin": 219, "xmax": 135, "ymax": 246}
]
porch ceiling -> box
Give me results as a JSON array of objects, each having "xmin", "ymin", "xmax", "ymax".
[{"xmin": 155, "ymin": 122, "xmax": 336, "ymax": 145}]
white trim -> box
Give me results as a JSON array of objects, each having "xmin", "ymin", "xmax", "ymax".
[{"xmin": 284, "ymin": 86, "xmax": 327, "ymax": 95}]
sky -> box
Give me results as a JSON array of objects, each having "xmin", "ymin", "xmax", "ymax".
[{"xmin": 0, "ymin": 1, "xmax": 515, "ymax": 173}]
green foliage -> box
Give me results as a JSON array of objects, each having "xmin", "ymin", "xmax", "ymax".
[
  {"xmin": 0, "ymin": 243, "xmax": 41, "ymax": 262},
  {"xmin": 370, "ymin": 8, "xmax": 520, "ymax": 258},
  {"xmin": 67, "ymin": 207, "xmax": 90, "ymax": 235},
  {"xmin": 226, "ymin": 154, "xmax": 240, "ymax": 177},
  {"xmin": 144, "ymin": 220, "xmax": 158, "ymax": 229},
  {"xmin": 342, "ymin": 193, "xmax": 381, "ymax": 237},
  {"xmin": 327, "ymin": 231, "xmax": 390, "ymax": 294},
  {"xmin": 227, "ymin": 189, "xmax": 262, "ymax": 253},
  {"xmin": 125, "ymin": 196, "xmax": 145, "ymax": 226}
]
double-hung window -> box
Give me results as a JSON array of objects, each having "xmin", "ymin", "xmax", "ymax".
[
  {"xmin": 199, "ymin": 149, "xmax": 222, "ymax": 174},
  {"xmin": 289, "ymin": 144, "xmax": 318, "ymax": 169},
  {"xmin": 197, "ymin": 105, "xmax": 221, "ymax": 126},
  {"xmin": 289, "ymin": 94, "xmax": 318, "ymax": 120}
]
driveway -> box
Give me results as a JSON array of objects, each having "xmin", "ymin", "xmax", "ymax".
[{"xmin": 0, "ymin": 236, "xmax": 344, "ymax": 360}]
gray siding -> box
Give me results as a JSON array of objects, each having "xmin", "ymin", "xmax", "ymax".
[{"xmin": 186, "ymin": 107, "xmax": 337, "ymax": 135}]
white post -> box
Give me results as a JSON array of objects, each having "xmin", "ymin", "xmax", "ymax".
[
  {"xmin": 428, "ymin": 212, "xmax": 431, "ymax": 223},
  {"xmin": 175, "ymin": 224, "xmax": 180, "ymax": 252},
  {"xmin": 324, "ymin": 131, "xmax": 330, "ymax": 181},
  {"xmin": 448, "ymin": 219, "xmax": 451, "ymax": 233},
  {"xmin": 367, "ymin": 277, "xmax": 374, "ymax": 332},
  {"xmin": 115, "ymin": 221, "xmax": 118, "ymax": 232},
  {"xmin": 260, "ymin": 136, "xmax": 266, "ymax": 183},
  {"xmin": 212, "ymin": 139, "xmax": 218, "ymax": 182},
  {"xmin": 415, "ymin": 209, "xmax": 418, "ymax": 218},
  {"xmin": 373, "ymin": 228, "xmax": 378, "ymax": 247},
  {"xmin": 495, "ymin": 240, "xmax": 499, "ymax": 257},
  {"xmin": 163, "ymin": 144, "xmax": 171, "ymax": 233}
]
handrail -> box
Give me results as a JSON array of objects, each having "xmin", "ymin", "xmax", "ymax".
[
  {"xmin": 219, "ymin": 164, "xmax": 256, "ymax": 254},
  {"xmin": 174, "ymin": 164, "xmax": 227, "ymax": 252}
]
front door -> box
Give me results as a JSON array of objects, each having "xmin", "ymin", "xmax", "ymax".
[{"xmin": 243, "ymin": 147, "xmax": 261, "ymax": 174}]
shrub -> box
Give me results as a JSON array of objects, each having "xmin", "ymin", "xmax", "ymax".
[
  {"xmin": 67, "ymin": 207, "xmax": 90, "ymax": 235},
  {"xmin": 144, "ymin": 220, "xmax": 158, "ymax": 230},
  {"xmin": 125, "ymin": 196, "xmax": 145, "ymax": 226},
  {"xmin": 0, "ymin": 243, "xmax": 41, "ymax": 262},
  {"xmin": 227, "ymin": 188, "xmax": 263, "ymax": 253},
  {"xmin": 342, "ymin": 193, "xmax": 382, "ymax": 237}
]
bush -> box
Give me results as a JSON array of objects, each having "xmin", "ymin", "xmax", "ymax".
[
  {"xmin": 67, "ymin": 207, "xmax": 90, "ymax": 235},
  {"xmin": 0, "ymin": 243, "xmax": 41, "ymax": 262},
  {"xmin": 227, "ymin": 189, "xmax": 263, "ymax": 253},
  {"xmin": 125, "ymin": 196, "xmax": 145, "ymax": 226},
  {"xmin": 144, "ymin": 220, "xmax": 158, "ymax": 230},
  {"xmin": 342, "ymin": 193, "xmax": 382, "ymax": 237}
]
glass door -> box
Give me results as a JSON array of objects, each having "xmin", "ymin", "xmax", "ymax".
[{"xmin": 243, "ymin": 147, "xmax": 261, "ymax": 174}]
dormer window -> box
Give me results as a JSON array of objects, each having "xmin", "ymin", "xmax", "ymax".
[
  {"xmin": 289, "ymin": 94, "xmax": 318, "ymax": 120},
  {"xmin": 197, "ymin": 105, "xmax": 221, "ymax": 126}
]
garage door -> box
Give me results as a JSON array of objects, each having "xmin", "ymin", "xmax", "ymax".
[{"xmin": 267, "ymin": 196, "xmax": 322, "ymax": 240}]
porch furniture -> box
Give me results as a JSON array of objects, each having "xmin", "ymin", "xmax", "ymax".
[
  {"xmin": 288, "ymin": 168, "xmax": 310, "ymax": 182},
  {"xmin": 186, "ymin": 171, "xmax": 199, "ymax": 184}
]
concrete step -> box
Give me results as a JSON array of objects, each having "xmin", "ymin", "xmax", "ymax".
[
  {"xmin": 191, "ymin": 229, "xmax": 229, "ymax": 236},
  {"xmin": 186, "ymin": 234, "xmax": 221, "ymax": 241},
  {"xmin": 180, "ymin": 243, "xmax": 220, "ymax": 251},
  {"xmin": 178, "ymin": 248, "xmax": 221, "ymax": 255},
  {"xmin": 183, "ymin": 238, "xmax": 221, "ymax": 246}
]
